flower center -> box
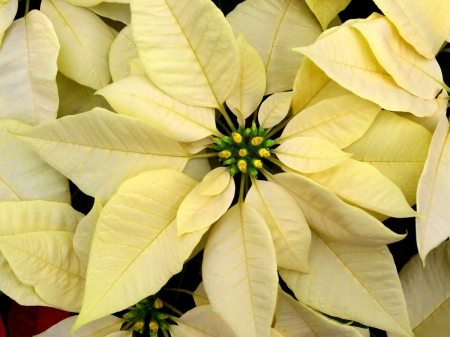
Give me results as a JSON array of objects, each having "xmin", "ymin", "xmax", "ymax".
[{"xmin": 214, "ymin": 123, "xmax": 274, "ymax": 176}]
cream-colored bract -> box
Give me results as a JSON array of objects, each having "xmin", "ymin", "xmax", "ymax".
[
  {"xmin": 275, "ymin": 288, "xmax": 365, "ymax": 337},
  {"xmin": 387, "ymin": 241, "xmax": 450, "ymax": 337},
  {"xmin": 416, "ymin": 117, "xmax": 450, "ymax": 264},
  {"xmin": 227, "ymin": 0, "xmax": 322, "ymax": 95},
  {"xmin": 0, "ymin": 10, "xmax": 59, "ymax": 125},
  {"xmin": 0, "ymin": 119, "xmax": 70, "ymax": 203},
  {"xmin": 0, "ymin": 0, "xmax": 17, "ymax": 43},
  {"xmin": 193, "ymin": 282, "xmax": 209, "ymax": 307},
  {"xmin": 271, "ymin": 173, "xmax": 405, "ymax": 246},
  {"xmin": 258, "ymin": 92, "xmax": 293, "ymax": 129},
  {"xmin": 12, "ymin": 108, "xmax": 189, "ymax": 204},
  {"xmin": 0, "ymin": 201, "xmax": 85, "ymax": 312},
  {"xmin": 198, "ymin": 167, "xmax": 231, "ymax": 196},
  {"xmin": 352, "ymin": 14, "xmax": 443, "ymax": 100},
  {"xmin": 177, "ymin": 176, "xmax": 235, "ymax": 235},
  {"xmin": 108, "ymin": 26, "xmax": 137, "ymax": 82},
  {"xmin": 345, "ymin": 111, "xmax": 432, "ymax": 207},
  {"xmin": 306, "ymin": 159, "xmax": 418, "ymax": 218},
  {"xmin": 203, "ymin": 203, "xmax": 278, "ymax": 337},
  {"xmin": 73, "ymin": 169, "xmax": 207, "ymax": 330},
  {"xmin": 274, "ymin": 136, "xmax": 352, "ymax": 173},
  {"xmin": 131, "ymin": 0, "xmax": 239, "ymax": 109},
  {"xmin": 280, "ymin": 231, "xmax": 413, "ymax": 336},
  {"xmin": 88, "ymin": 2, "xmax": 130, "ymax": 25},
  {"xmin": 280, "ymin": 94, "xmax": 381, "ymax": 148},
  {"xmin": 36, "ymin": 315, "xmax": 123, "ymax": 337},
  {"xmin": 246, "ymin": 180, "xmax": 311, "ymax": 272},
  {"xmin": 172, "ymin": 305, "xmax": 236, "ymax": 337},
  {"xmin": 373, "ymin": 0, "xmax": 450, "ymax": 59},
  {"xmin": 61, "ymin": 0, "xmax": 103, "ymax": 7},
  {"xmin": 226, "ymin": 33, "xmax": 266, "ymax": 126},
  {"xmin": 56, "ymin": 72, "xmax": 112, "ymax": 118},
  {"xmin": 97, "ymin": 75, "xmax": 218, "ymax": 143},
  {"xmin": 306, "ymin": 0, "xmax": 351, "ymax": 30},
  {"xmin": 296, "ymin": 25, "xmax": 440, "ymax": 117},
  {"xmin": 41, "ymin": 0, "xmax": 115, "ymax": 90}
]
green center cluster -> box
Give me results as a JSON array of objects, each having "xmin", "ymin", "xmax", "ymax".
[
  {"xmin": 214, "ymin": 123, "xmax": 274, "ymax": 177},
  {"xmin": 123, "ymin": 295, "xmax": 169, "ymax": 336}
]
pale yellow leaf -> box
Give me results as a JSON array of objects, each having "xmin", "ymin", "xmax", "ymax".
[
  {"xmin": 104, "ymin": 0, "xmax": 129, "ymax": 3},
  {"xmin": 198, "ymin": 167, "xmax": 231, "ymax": 196},
  {"xmin": 0, "ymin": 10, "xmax": 59, "ymax": 125},
  {"xmin": 131, "ymin": 0, "xmax": 239, "ymax": 109},
  {"xmin": 182, "ymin": 158, "xmax": 211, "ymax": 182},
  {"xmin": 203, "ymin": 203, "xmax": 278, "ymax": 337},
  {"xmin": 36, "ymin": 315, "xmax": 123, "ymax": 337},
  {"xmin": 275, "ymin": 288, "xmax": 364, "ymax": 337},
  {"xmin": 108, "ymin": 26, "xmax": 138, "ymax": 82},
  {"xmin": 74, "ymin": 169, "xmax": 207, "ymax": 330},
  {"xmin": 177, "ymin": 175, "xmax": 235, "ymax": 235},
  {"xmin": 269, "ymin": 172, "xmax": 405, "ymax": 245},
  {"xmin": 180, "ymin": 137, "xmax": 214, "ymax": 155},
  {"xmin": 60, "ymin": 0, "xmax": 103, "ymax": 7},
  {"xmin": 246, "ymin": 179, "xmax": 311, "ymax": 272},
  {"xmin": 106, "ymin": 332, "xmax": 133, "ymax": 337},
  {"xmin": 227, "ymin": 0, "xmax": 322, "ymax": 95},
  {"xmin": 292, "ymin": 57, "xmax": 350, "ymax": 114},
  {"xmin": 352, "ymin": 14, "xmax": 443, "ymax": 100},
  {"xmin": 129, "ymin": 58, "xmax": 145, "ymax": 76},
  {"xmin": 41, "ymin": 0, "xmax": 115, "ymax": 90},
  {"xmin": 193, "ymin": 282, "xmax": 209, "ymax": 307},
  {"xmin": 373, "ymin": 0, "xmax": 450, "ymax": 59},
  {"xmin": 226, "ymin": 33, "xmax": 266, "ymax": 126},
  {"xmin": 280, "ymin": 231, "xmax": 413, "ymax": 336},
  {"xmin": 57, "ymin": 72, "xmax": 112, "ymax": 118},
  {"xmin": 307, "ymin": 158, "xmax": 417, "ymax": 218},
  {"xmin": 306, "ymin": 0, "xmax": 351, "ymax": 30},
  {"xmin": 296, "ymin": 26, "xmax": 440, "ymax": 117},
  {"xmin": 387, "ymin": 241, "xmax": 450, "ymax": 337},
  {"xmin": 73, "ymin": 199, "xmax": 103, "ymax": 268},
  {"xmin": 274, "ymin": 137, "xmax": 351, "ymax": 173},
  {"xmin": 97, "ymin": 75, "xmax": 218, "ymax": 142},
  {"xmin": 416, "ymin": 118, "xmax": 450, "ymax": 263},
  {"xmin": 344, "ymin": 110, "xmax": 432, "ymax": 207},
  {"xmin": 12, "ymin": 108, "xmax": 188, "ymax": 204},
  {"xmin": 89, "ymin": 3, "xmax": 130, "ymax": 25},
  {"xmin": 0, "ymin": 0, "xmax": 17, "ymax": 38},
  {"xmin": 174, "ymin": 305, "xmax": 236, "ymax": 337},
  {"xmin": 0, "ymin": 119, "xmax": 70, "ymax": 203},
  {"xmin": 280, "ymin": 94, "xmax": 381, "ymax": 148},
  {"xmin": 258, "ymin": 92, "xmax": 293, "ymax": 129}
]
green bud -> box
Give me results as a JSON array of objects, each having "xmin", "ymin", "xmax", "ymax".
[
  {"xmin": 123, "ymin": 311, "xmax": 136, "ymax": 321},
  {"xmin": 150, "ymin": 330, "xmax": 157, "ymax": 336},
  {"xmin": 248, "ymin": 167, "xmax": 258, "ymax": 177},
  {"xmin": 159, "ymin": 320, "xmax": 169, "ymax": 330},
  {"xmin": 251, "ymin": 122, "xmax": 258, "ymax": 136},
  {"xmin": 264, "ymin": 139, "xmax": 275, "ymax": 148},
  {"xmin": 156, "ymin": 313, "xmax": 168, "ymax": 320},
  {"xmin": 222, "ymin": 136, "xmax": 233, "ymax": 144},
  {"xmin": 244, "ymin": 128, "xmax": 252, "ymax": 137},
  {"xmin": 224, "ymin": 157, "xmax": 236, "ymax": 165},
  {"xmin": 230, "ymin": 164, "xmax": 239, "ymax": 175},
  {"xmin": 258, "ymin": 127, "xmax": 265, "ymax": 136}
]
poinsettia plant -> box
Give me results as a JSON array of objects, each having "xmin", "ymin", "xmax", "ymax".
[{"xmin": 0, "ymin": 0, "xmax": 450, "ymax": 336}]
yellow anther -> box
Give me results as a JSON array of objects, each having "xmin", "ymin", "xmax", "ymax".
[
  {"xmin": 219, "ymin": 150, "xmax": 232, "ymax": 158},
  {"xmin": 134, "ymin": 321, "xmax": 144, "ymax": 331},
  {"xmin": 258, "ymin": 148, "xmax": 271, "ymax": 158},
  {"xmin": 253, "ymin": 159, "xmax": 263, "ymax": 169},
  {"xmin": 238, "ymin": 148, "xmax": 248, "ymax": 157},
  {"xmin": 232, "ymin": 132, "xmax": 243, "ymax": 143},
  {"xmin": 251, "ymin": 136, "xmax": 264, "ymax": 146},
  {"xmin": 154, "ymin": 298, "xmax": 163, "ymax": 309},
  {"xmin": 149, "ymin": 321, "xmax": 159, "ymax": 332},
  {"xmin": 238, "ymin": 159, "xmax": 247, "ymax": 172}
]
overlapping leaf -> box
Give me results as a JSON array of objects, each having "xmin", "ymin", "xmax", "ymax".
[
  {"xmin": 280, "ymin": 231, "xmax": 413, "ymax": 336},
  {"xmin": 193, "ymin": 282, "xmax": 209, "ymax": 307},
  {"xmin": 108, "ymin": 26, "xmax": 137, "ymax": 82},
  {"xmin": 131, "ymin": 0, "xmax": 239, "ymax": 109},
  {"xmin": 258, "ymin": 92, "xmax": 293, "ymax": 129},
  {"xmin": 89, "ymin": 2, "xmax": 130, "ymax": 25},
  {"xmin": 0, "ymin": 119, "xmax": 70, "ymax": 203},
  {"xmin": 97, "ymin": 75, "xmax": 218, "ymax": 142},
  {"xmin": 0, "ymin": 0, "xmax": 17, "ymax": 45},
  {"xmin": 41, "ymin": 0, "xmax": 115, "ymax": 90},
  {"xmin": 74, "ymin": 169, "xmax": 207, "ymax": 330},
  {"xmin": 12, "ymin": 108, "xmax": 189, "ymax": 203},
  {"xmin": 306, "ymin": 0, "xmax": 351, "ymax": 30},
  {"xmin": 387, "ymin": 241, "xmax": 450, "ymax": 336},
  {"xmin": 203, "ymin": 203, "xmax": 278, "ymax": 337},
  {"xmin": 0, "ymin": 10, "xmax": 59, "ymax": 125},
  {"xmin": 227, "ymin": 0, "xmax": 322, "ymax": 95}
]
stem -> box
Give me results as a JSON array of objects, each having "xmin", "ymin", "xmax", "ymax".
[
  {"xmin": 164, "ymin": 288, "xmax": 194, "ymax": 296},
  {"xmin": 162, "ymin": 330, "xmax": 170, "ymax": 337},
  {"xmin": 239, "ymin": 173, "xmax": 246, "ymax": 202},
  {"xmin": 260, "ymin": 168, "xmax": 274, "ymax": 181},
  {"xmin": 25, "ymin": 0, "xmax": 30, "ymax": 15},
  {"xmin": 265, "ymin": 116, "xmax": 292, "ymax": 139},
  {"xmin": 216, "ymin": 118, "xmax": 232, "ymax": 135},
  {"xmin": 244, "ymin": 172, "xmax": 250, "ymax": 196},
  {"xmin": 163, "ymin": 301, "xmax": 184, "ymax": 317},
  {"xmin": 189, "ymin": 152, "xmax": 218, "ymax": 159},
  {"xmin": 266, "ymin": 156, "xmax": 296, "ymax": 173},
  {"xmin": 217, "ymin": 104, "xmax": 236, "ymax": 132},
  {"xmin": 252, "ymin": 108, "xmax": 258, "ymax": 123}
]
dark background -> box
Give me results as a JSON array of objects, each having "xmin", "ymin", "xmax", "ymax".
[{"xmin": 5, "ymin": 0, "xmax": 450, "ymax": 336}]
